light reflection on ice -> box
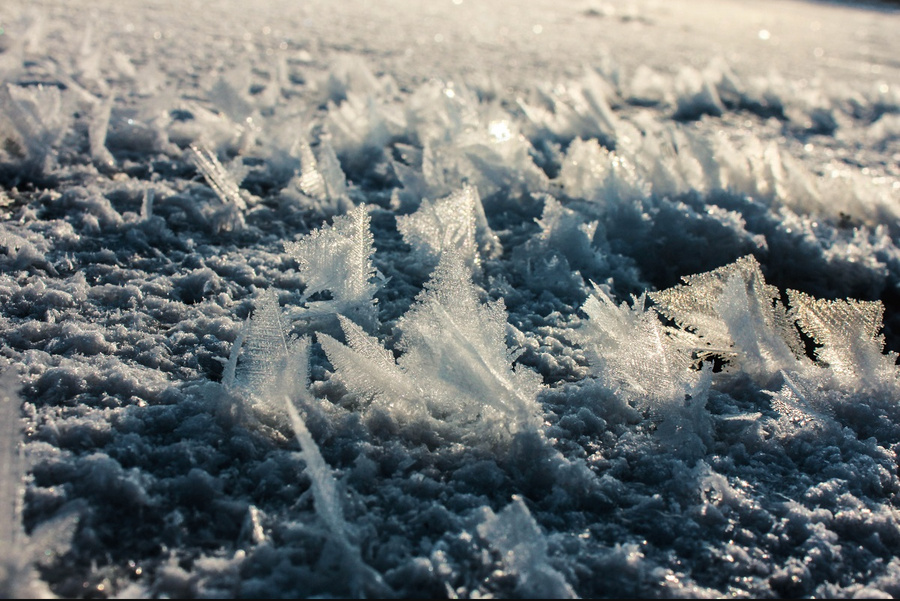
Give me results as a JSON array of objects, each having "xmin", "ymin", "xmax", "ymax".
[{"xmin": 488, "ymin": 120, "xmax": 512, "ymax": 142}]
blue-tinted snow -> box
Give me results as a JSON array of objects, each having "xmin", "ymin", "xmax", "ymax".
[{"xmin": 0, "ymin": 0, "xmax": 899, "ymax": 597}]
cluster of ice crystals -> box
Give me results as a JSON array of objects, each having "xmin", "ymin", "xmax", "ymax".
[
  {"xmin": 1, "ymin": 3, "xmax": 899, "ymax": 597},
  {"xmin": 575, "ymin": 283, "xmax": 712, "ymax": 457},
  {"xmin": 321, "ymin": 250, "xmax": 543, "ymax": 449},
  {"xmin": 0, "ymin": 84, "xmax": 71, "ymax": 174}
]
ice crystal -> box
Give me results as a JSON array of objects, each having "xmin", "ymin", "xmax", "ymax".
[
  {"xmin": 396, "ymin": 250, "xmax": 544, "ymax": 446},
  {"xmin": 509, "ymin": 192, "xmax": 624, "ymax": 295},
  {"xmin": 626, "ymin": 65, "xmax": 672, "ymax": 107},
  {"xmin": 389, "ymin": 142, "xmax": 428, "ymax": 211},
  {"xmin": 221, "ymin": 318, "xmax": 247, "ymax": 391},
  {"xmin": 713, "ymin": 271, "xmax": 803, "ymax": 382},
  {"xmin": 579, "ymin": 283, "xmax": 692, "ymax": 402},
  {"xmin": 478, "ymin": 495, "xmax": 578, "ymax": 599},
  {"xmin": 517, "ymin": 66, "xmax": 619, "ymax": 146},
  {"xmin": 1, "ymin": 368, "xmax": 78, "ymax": 599},
  {"xmin": 0, "ymin": 369, "xmax": 24, "ymax": 594},
  {"xmin": 291, "ymin": 133, "xmax": 351, "ymax": 215},
  {"xmin": 327, "ymin": 91, "xmax": 398, "ymax": 161},
  {"xmin": 315, "ymin": 138, "xmax": 350, "ymax": 205},
  {"xmin": 206, "ymin": 70, "xmax": 261, "ymax": 153},
  {"xmin": 188, "ymin": 143, "xmax": 249, "ymax": 211},
  {"xmin": 283, "ymin": 397, "xmax": 392, "ymax": 597},
  {"xmin": 649, "ymin": 254, "xmax": 803, "ymax": 380},
  {"xmin": 534, "ymin": 194, "xmax": 600, "ymax": 272},
  {"xmin": 230, "ymin": 290, "xmax": 309, "ymax": 423},
  {"xmin": 324, "ymin": 54, "xmax": 391, "ymax": 103},
  {"xmin": 284, "ymin": 205, "xmax": 382, "ymax": 331},
  {"xmin": 787, "ymin": 290, "xmax": 898, "ymax": 391},
  {"xmin": 674, "ymin": 65, "xmax": 726, "ymax": 120},
  {"xmin": 403, "ymin": 80, "xmax": 549, "ymax": 199},
  {"xmin": 765, "ymin": 370, "xmax": 833, "ymax": 431},
  {"xmin": 396, "ymin": 184, "xmax": 500, "ymax": 269},
  {"xmin": 318, "ymin": 315, "xmax": 427, "ymax": 422},
  {"xmin": 576, "ymin": 283, "xmax": 712, "ymax": 457},
  {"xmin": 89, "ymin": 95, "xmax": 115, "ymax": 169},
  {"xmin": 296, "ymin": 138, "xmax": 328, "ymax": 200},
  {"xmin": 556, "ymin": 138, "xmax": 647, "ymax": 207},
  {"xmin": 0, "ymin": 84, "xmax": 71, "ymax": 174},
  {"xmin": 140, "ymin": 188, "xmax": 155, "ymax": 221}
]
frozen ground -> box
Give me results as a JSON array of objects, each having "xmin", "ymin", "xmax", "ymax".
[{"xmin": 1, "ymin": 0, "xmax": 900, "ymax": 598}]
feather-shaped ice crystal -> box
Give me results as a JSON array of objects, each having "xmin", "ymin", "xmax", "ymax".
[
  {"xmin": 396, "ymin": 184, "xmax": 500, "ymax": 269},
  {"xmin": 228, "ymin": 290, "xmax": 310, "ymax": 424},
  {"xmin": 649, "ymin": 254, "xmax": 803, "ymax": 381},
  {"xmin": 291, "ymin": 134, "xmax": 351, "ymax": 215},
  {"xmin": 478, "ymin": 495, "xmax": 578, "ymax": 599},
  {"xmin": 188, "ymin": 143, "xmax": 249, "ymax": 211},
  {"xmin": 284, "ymin": 204, "xmax": 382, "ymax": 331},
  {"xmin": 283, "ymin": 397, "xmax": 392, "ymax": 597},
  {"xmin": 788, "ymin": 290, "xmax": 899, "ymax": 391}
]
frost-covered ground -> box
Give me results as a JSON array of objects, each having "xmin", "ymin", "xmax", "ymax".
[{"xmin": 1, "ymin": 0, "xmax": 900, "ymax": 598}]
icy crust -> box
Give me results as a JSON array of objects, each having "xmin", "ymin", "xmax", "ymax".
[{"xmin": 0, "ymin": 1, "xmax": 900, "ymax": 598}]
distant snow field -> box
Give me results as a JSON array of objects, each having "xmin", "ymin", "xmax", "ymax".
[{"xmin": 1, "ymin": 0, "xmax": 900, "ymax": 598}]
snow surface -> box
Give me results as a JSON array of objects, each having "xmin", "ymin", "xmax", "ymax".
[{"xmin": 1, "ymin": 0, "xmax": 900, "ymax": 597}]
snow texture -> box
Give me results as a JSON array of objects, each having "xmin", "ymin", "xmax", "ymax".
[{"xmin": 1, "ymin": 0, "xmax": 900, "ymax": 598}]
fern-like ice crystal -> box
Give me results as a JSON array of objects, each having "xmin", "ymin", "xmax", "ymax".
[{"xmin": 284, "ymin": 204, "xmax": 382, "ymax": 331}]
